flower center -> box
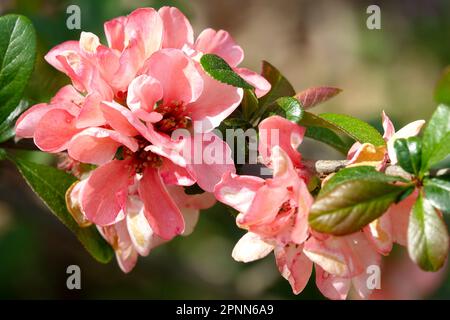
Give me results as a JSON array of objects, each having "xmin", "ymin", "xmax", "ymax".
[
  {"xmin": 154, "ymin": 101, "xmax": 189, "ymax": 134},
  {"xmin": 123, "ymin": 137, "xmax": 162, "ymax": 173}
]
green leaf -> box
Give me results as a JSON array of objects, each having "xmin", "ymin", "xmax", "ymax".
[
  {"xmin": 408, "ymin": 192, "xmax": 449, "ymax": 271},
  {"xmin": 258, "ymin": 61, "xmax": 295, "ymax": 108},
  {"xmin": 275, "ymin": 96, "xmax": 304, "ymax": 122},
  {"xmin": 309, "ymin": 180, "xmax": 409, "ymax": 235},
  {"xmin": 0, "ymin": 15, "xmax": 36, "ymax": 126},
  {"xmin": 0, "ymin": 148, "xmax": 6, "ymax": 160},
  {"xmin": 421, "ymin": 104, "xmax": 450, "ymax": 174},
  {"xmin": 394, "ymin": 137, "xmax": 422, "ymax": 176},
  {"xmin": 0, "ymin": 100, "xmax": 29, "ymax": 143},
  {"xmin": 10, "ymin": 154, "xmax": 114, "ymax": 263},
  {"xmin": 299, "ymin": 112, "xmax": 385, "ymax": 147},
  {"xmin": 200, "ymin": 54, "xmax": 253, "ymax": 89},
  {"xmin": 321, "ymin": 166, "xmax": 409, "ymax": 195},
  {"xmin": 319, "ymin": 113, "xmax": 385, "ymax": 146},
  {"xmin": 295, "ymin": 86, "xmax": 342, "ymax": 109},
  {"xmin": 305, "ymin": 126, "xmax": 351, "ymax": 154},
  {"xmin": 424, "ymin": 176, "xmax": 450, "ymax": 214},
  {"xmin": 434, "ymin": 67, "xmax": 450, "ymax": 105},
  {"xmin": 222, "ymin": 117, "xmax": 250, "ymax": 128},
  {"xmin": 241, "ymin": 89, "xmax": 259, "ymax": 121}
]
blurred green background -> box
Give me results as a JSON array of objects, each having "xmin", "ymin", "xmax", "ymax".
[{"xmin": 0, "ymin": 0, "xmax": 449, "ymax": 299}]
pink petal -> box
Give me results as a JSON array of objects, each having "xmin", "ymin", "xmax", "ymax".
[
  {"xmin": 110, "ymin": 220, "xmax": 138, "ymax": 273},
  {"xmin": 50, "ymin": 85, "xmax": 84, "ymax": 107},
  {"xmin": 291, "ymin": 179, "xmax": 313, "ymax": 245},
  {"xmin": 184, "ymin": 132, "xmax": 236, "ymax": 192},
  {"xmin": 381, "ymin": 111, "xmax": 395, "ymax": 141},
  {"xmin": 363, "ymin": 214, "xmax": 393, "ymax": 256},
  {"xmin": 258, "ymin": 115, "xmax": 305, "ymax": 167},
  {"xmin": 235, "ymin": 67, "xmax": 271, "ymax": 98},
  {"xmin": 145, "ymin": 49, "xmax": 204, "ymax": 105},
  {"xmin": 160, "ymin": 159, "xmax": 195, "ymax": 186},
  {"xmin": 76, "ymin": 92, "xmax": 107, "ymax": 128},
  {"xmin": 44, "ymin": 41, "xmax": 80, "ymax": 73},
  {"xmin": 214, "ymin": 171, "xmax": 265, "ymax": 213},
  {"xmin": 15, "ymin": 103, "xmax": 53, "ymax": 138},
  {"xmin": 80, "ymin": 160, "xmax": 131, "ymax": 226},
  {"xmin": 100, "ymin": 101, "xmax": 140, "ymax": 136},
  {"xmin": 194, "ymin": 29, "xmax": 244, "ymax": 67},
  {"xmin": 315, "ymin": 265, "xmax": 350, "ymax": 300},
  {"xmin": 139, "ymin": 167, "xmax": 185, "ymax": 240},
  {"xmin": 104, "ymin": 15, "xmax": 126, "ymax": 51},
  {"xmin": 127, "ymin": 74, "xmax": 163, "ymax": 113},
  {"xmin": 387, "ymin": 190, "xmax": 417, "ymax": 246},
  {"xmin": 232, "ymin": 232, "xmax": 275, "ymax": 263},
  {"xmin": 68, "ymin": 127, "xmax": 138, "ymax": 165},
  {"xmin": 275, "ymin": 244, "xmax": 313, "ymax": 295},
  {"xmin": 33, "ymin": 109, "xmax": 81, "ymax": 152},
  {"xmin": 186, "ymin": 66, "xmax": 243, "ymax": 132},
  {"xmin": 159, "ymin": 6, "xmax": 194, "ymax": 49}
]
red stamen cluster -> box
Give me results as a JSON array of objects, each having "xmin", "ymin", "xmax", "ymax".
[
  {"xmin": 155, "ymin": 101, "xmax": 189, "ymax": 134},
  {"xmin": 123, "ymin": 137, "xmax": 163, "ymax": 174}
]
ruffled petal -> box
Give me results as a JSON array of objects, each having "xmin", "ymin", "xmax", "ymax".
[
  {"xmin": 159, "ymin": 6, "xmax": 194, "ymax": 49},
  {"xmin": 232, "ymin": 232, "xmax": 275, "ymax": 263}
]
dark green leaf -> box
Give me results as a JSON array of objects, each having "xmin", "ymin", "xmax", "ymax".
[
  {"xmin": 275, "ymin": 96, "xmax": 304, "ymax": 122},
  {"xmin": 321, "ymin": 166, "xmax": 409, "ymax": 195},
  {"xmin": 200, "ymin": 54, "xmax": 253, "ymax": 89},
  {"xmin": 0, "ymin": 15, "xmax": 36, "ymax": 126},
  {"xmin": 299, "ymin": 111, "xmax": 385, "ymax": 147},
  {"xmin": 295, "ymin": 86, "xmax": 342, "ymax": 109},
  {"xmin": 0, "ymin": 148, "xmax": 6, "ymax": 160},
  {"xmin": 305, "ymin": 126, "xmax": 351, "ymax": 154},
  {"xmin": 0, "ymin": 100, "xmax": 29, "ymax": 143},
  {"xmin": 10, "ymin": 154, "xmax": 114, "ymax": 263},
  {"xmin": 434, "ymin": 67, "xmax": 450, "ymax": 105},
  {"xmin": 421, "ymin": 104, "xmax": 450, "ymax": 175},
  {"xmin": 394, "ymin": 137, "xmax": 422, "ymax": 175},
  {"xmin": 309, "ymin": 180, "xmax": 409, "ymax": 235},
  {"xmin": 424, "ymin": 176, "xmax": 450, "ymax": 214},
  {"xmin": 408, "ymin": 193, "xmax": 449, "ymax": 271},
  {"xmin": 241, "ymin": 89, "xmax": 259, "ymax": 121},
  {"xmin": 258, "ymin": 61, "xmax": 295, "ymax": 108},
  {"xmin": 222, "ymin": 118, "xmax": 250, "ymax": 128}
]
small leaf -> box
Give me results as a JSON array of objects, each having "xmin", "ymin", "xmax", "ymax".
[
  {"xmin": 295, "ymin": 86, "xmax": 342, "ymax": 109},
  {"xmin": 408, "ymin": 192, "xmax": 449, "ymax": 271},
  {"xmin": 305, "ymin": 126, "xmax": 351, "ymax": 154},
  {"xmin": 0, "ymin": 15, "xmax": 36, "ymax": 126},
  {"xmin": 299, "ymin": 112, "xmax": 385, "ymax": 147},
  {"xmin": 321, "ymin": 166, "xmax": 409, "ymax": 195},
  {"xmin": 10, "ymin": 154, "xmax": 114, "ymax": 263},
  {"xmin": 424, "ymin": 176, "xmax": 450, "ymax": 214},
  {"xmin": 241, "ymin": 89, "xmax": 259, "ymax": 121},
  {"xmin": 394, "ymin": 137, "xmax": 422, "ymax": 176},
  {"xmin": 275, "ymin": 96, "xmax": 304, "ymax": 122},
  {"xmin": 258, "ymin": 61, "xmax": 295, "ymax": 108},
  {"xmin": 200, "ymin": 54, "xmax": 253, "ymax": 89},
  {"xmin": 310, "ymin": 180, "xmax": 409, "ymax": 235},
  {"xmin": 223, "ymin": 118, "xmax": 250, "ymax": 128},
  {"xmin": 421, "ymin": 104, "xmax": 450, "ymax": 174},
  {"xmin": 434, "ymin": 67, "xmax": 450, "ymax": 105},
  {"xmin": 0, "ymin": 100, "xmax": 29, "ymax": 143}
]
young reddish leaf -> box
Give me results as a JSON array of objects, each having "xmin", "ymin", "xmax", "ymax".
[{"xmin": 295, "ymin": 87, "xmax": 342, "ymax": 109}]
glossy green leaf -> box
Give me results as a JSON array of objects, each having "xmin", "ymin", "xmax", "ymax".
[
  {"xmin": 305, "ymin": 126, "xmax": 351, "ymax": 154},
  {"xmin": 434, "ymin": 67, "xmax": 450, "ymax": 105},
  {"xmin": 10, "ymin": 154, "xmax": 114, "ymax": 263},
  {"xmin": 408, "ymin": 193, "xmax": 449, "ymax": 271},
  {"xmin": 321, "ymin": 166, "xmax": 409, "ymax": 195},
  {"xmin": 258, "ymin": 61, "xmax": 295, "ymax": 108},
  {"xmin": 299, "ymin": 111, "xmax": 385, "ymax": 147},
  {"xmin": 275, "ymin": 96, "xmax": 304, "ymax": 122},
  {"xmin": 0, "ymin": 100, "xmax": 29, "ymax": 143},
  {"xmin": 200, "ymin": 54, "xmax": 253, "ymax": 89},
  {"xmin": 310, "ymin": 180, "xmax": 409, "ymax": 235},
  {"xmin": 223, "ymin": 118, "xmax": 250, "ymax": 128},
  {"xmin": 421, "ymin": 105, "xmax": 450, "ymax": 175},
  {"xmin": 424, "ymin": 176, "xmax": 450, "ymax": 214},
  {"xmin": 0, "ymin": 15, "xmax": 36, "ymax": 126},
  {"xmin": 295, "ymin": 86, "xmax": 342, "ymax": 109},
  {"xmin": 394, "ymin": 137, "xmax": 422, "ymax": 176}
]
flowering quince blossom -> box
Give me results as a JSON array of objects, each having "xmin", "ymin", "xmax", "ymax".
[
  {"xmin": 346, "ymin": 112, "xmax": 425, "ymax": 256},
  {"xmin": 14, "ymin": 7, "xmax": 270, "ymax": 271},
  {"xmin": 214, "ymin": 116, "xmax": 381, "ymax": 299}
]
